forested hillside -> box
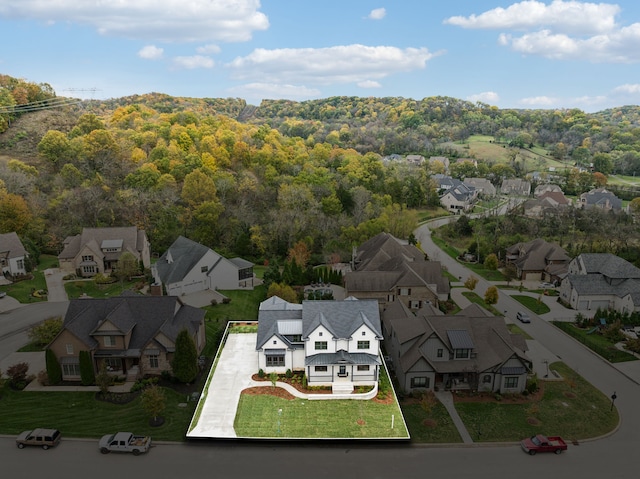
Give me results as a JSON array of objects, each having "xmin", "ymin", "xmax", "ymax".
[{"xmin": 1, "ymin": 74, "xmax": 640, "ymax": 266}]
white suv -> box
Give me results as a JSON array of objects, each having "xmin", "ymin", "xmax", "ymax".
[{"xmin": 516, "ymin": 311, "xmax": 531, "ymax": 323}]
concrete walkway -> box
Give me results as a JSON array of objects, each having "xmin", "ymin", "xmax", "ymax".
[
  {"xmin": 43, "ymin": 268, "xmax": 69, "ymax": 302},
  {"xmin": 434, "ymin": 390, "xmax": 474, "ymax": 444}
]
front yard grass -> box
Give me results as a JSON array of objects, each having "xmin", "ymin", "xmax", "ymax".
[
  {"xmin": 455, "ymin": 362, "xmax": 619, "ymax": 442},
  {"xmin": 233, "ymin": 394, "xmax": 408, "ymax": 439},
  {"xmin": 511, "ymin": 294, "xmax": 551, "ymax": 315},
  {"xmin": 0, "ymin": 254, "xmax": 59, "ymax": 303},
  {"xmin": 461, "ymin": 291, "xmax": 502, "ymax": 315},
  {"xmin": 430, "ymin": 236, "xmax": 505, "ymax": 281},
  {"xmin": 400, "ymin": 400, "xmax": 461, "ymax": 443},
  {"xmin": 64, "ymin": 278, "xmax": 143, "ymax": 299},
  {"xmin": 0, "ymin": 387, "xmax": 197, "ymax": 442},
  {"xmin": 552, "ymin": 321, "xmax": 638, "ymax": 363}
]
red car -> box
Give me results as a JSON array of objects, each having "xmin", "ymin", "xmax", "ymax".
[{"xmin": 520, "ymin": 434, "xmax": 567, "ymax": 455}]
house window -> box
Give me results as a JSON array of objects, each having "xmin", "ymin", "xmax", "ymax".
[
  {"xmin": 82, "ymin": 265, "xmax": 95, "ymax": 274},
  {"xmin": 410, "ymin": 300, "xmax": 420, "ymax": 309},
  {"xmin": 362, "ymin": 331, "xmax": 366, "ymax": 336},
  {"xmin": 357, "ymin": 365, "xmax": 370, "ymax": 371},
  {"xmin": 483, "ymin": 375, "xmax": 492, "ymax": 383},
  {"xmin": 103, "ymin": 336, "xmax": 116, "ymax": 347},
  {"xmin": 387, "ymin": 294, "xmax": 395, "ymax": 302},
  {"xmin": 62, "ymin": 362, "xmax": 81, "ymax": 377},
  {"xmin": 315, "ymin": 341, "xmax": 328, "ymax": 350},
  {"xmin": 273, "ymin": 340, "xmax": 277, "ymax": 345},
  {"xmin": 504, "ymin": 377, "xmax": 519, "ymax": 388},
  {"xmin": 436, "ymin": 349, "xmax": 443, "ymax": 358},
  {"xmin": 455, "ymin": 349, "xmax": 470, "ymax": 359},
  {"xmin": 319, "ymin": 332, "xmax": 323, "ymax": 336},
  {"xmin": 16, "ymin": 259, "xmax": 24, "ymax": 270},
  {"xmin": 357, "ymin": 341, "xmax": 370, "ymax": 350},
  {"xmin": 398, "ymin": 288, "xmax": 411, "ymax": 296},
  {"xmin": 411, "ymin": 377, "xmax": 429, "ymax": 388},
  {"xmin": 148, "ymin": 354, "xmax": 159, "ymax": 368},
  {"xmin": 315, "ymin": 366, "xmax": 328, "ymax": 372},
  {"xmin": 65, "ymin": 344, "xmax": 74, "ymax": 354},
  {"xmin": 290, "ymin": 335, "xmax": 302, "ymax": 343},
  {"xmin": 266, "ymin": 354, "xmax": 285, "ymax": 367},
  {"xmin": 201, "ymin": 266, "xmax": 208, "ymax": 273},
  {"xmin": 81, "ymin": 255, "xmax": 94, "ymax": 262}
]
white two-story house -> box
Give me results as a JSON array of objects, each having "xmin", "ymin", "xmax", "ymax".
[{"xmin": 256, "ymin": 296, "xmax": 383, "ymax": 393}]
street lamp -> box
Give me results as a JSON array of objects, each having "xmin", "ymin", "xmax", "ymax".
[
  {"xmin": 543, "ymin": 360, "xmax": 549, "ymax": 378},
  {"xmin": 610, "ymin": 392, "xmax": 617, "ymax": 412}
]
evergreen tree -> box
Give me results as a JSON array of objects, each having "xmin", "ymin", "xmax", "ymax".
[
  {"xmin": 172, "ymin": 329, "xmax": 198, "ymax": 383},
  {"xmin": 45, "ymin": 348, "xmax": 62, "ymax": 385},
  {"xmin": 79, "ymin": 350, "xmax": 95, "ymax": 386}
]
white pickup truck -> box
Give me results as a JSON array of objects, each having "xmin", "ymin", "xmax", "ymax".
[{"xmin": 99, "ymin": 432, "xmax": 151, "ymax": 455}]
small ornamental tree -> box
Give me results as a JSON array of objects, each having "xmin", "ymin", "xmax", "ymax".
[
  {"xmin": 79, "ymin": 350, "xmax": 95, "ymax": 386},
  {"xmin": 27, "ymin": 316, "xmax": 63, "ymax": 347},
  {"xmin": 95, "ymin": 363, "xmax": 113, "ymax": 395},
  {"xmin": 484, "ymin": 253, "xmax": 499, "ymax": 271},
  {"xmin": 484, "ymin": 286, "xmax": 499, "ymax": 305},
  {"xmin": 172, "ymin": 329, "xmax": 198, "ymax": 384},
  {"xmin": 6, "ymin": 362, "xmax": 29, "ymax": 389},
  {"xmin": 141, "ymin": 385, "xmax": 166, "ymax": 425},
  {"xmin": 464, "ymin": 276, "xmax": 479, "ymax": 291},
  {"xmin": 45, "ymin": 348, "xmax": 62, "ymax": 385}
]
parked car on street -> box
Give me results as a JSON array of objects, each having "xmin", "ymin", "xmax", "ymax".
[
  {"xmin": 99, "ymin": 432, "xmax": 151, "ymax": 455},
  {"xmin": 516, "ymin": 311, "xmax": 531, "ymax": 323},
  {"xmin": 16, "ymin": 428, "xmax": 61, "ymax": 449},
  {"xmin": 521, "ymin": 434, "xmax": 567, "ymax": 455},
  {"xmin": 539, "ymin": 282, "xmax": 555, "ymax": 289}
]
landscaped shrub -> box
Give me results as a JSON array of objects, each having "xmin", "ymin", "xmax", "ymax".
[
  {"xmin": 45, "ymin": 348, "xmax": 62, "ymax": 385},
  {"xmin": 285, "ymin": 369, "xmax": 293, "ymax": 378},
  {"xmin": 79, "ymin": 350, "xmax": 95, "ymax": 386},
  {"xmin": 7, "ymin": 362, "xmax": 29, "ymax": 389},
  {"xmin": 258, "ymin": 368, "xmax": 265, "ymax": 378},
  {"xmin": 526, "ymin": 374, "xmax": 538, "ymax": 394},
  {"xmin": 172, "ymin": 329, "xmax": 198, "ymax": 383},
  {"xmin": 222, "ymin": 297, "xmax": 231, "ymax": 304}
]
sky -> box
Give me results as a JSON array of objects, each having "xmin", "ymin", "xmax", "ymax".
[{"xmin": 2, "ymin": 0, "xmax": 640, "ymax": 112}]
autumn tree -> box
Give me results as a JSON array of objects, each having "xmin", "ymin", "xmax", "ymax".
[
  {"xmin": 484, "ymin": 253, "xmax": 499, "ymax": 270},
  {"xmin": 288, "ymin": 239, "xmax": 312, "ymax": 268},
  {"xmin": 141, "ymin": 385, "xmax": 166, "ymax": 425},
  {"xmin": 267, "ymin": 282, "xmax": 298, "ymax": 303},
  {"xmin": 484, "ymin": 286, "xmax": 499, "ymax": 305},
  {"xmin": 27, "ymin": 316, "xmax": 63, "ymax": 346},
  {"xmin": 0, "ymin": 192, "xmax": 32, "ymax": 235},
  {"xmin": 464, "ymin": 276, "xmax": 479, "ymax": 291},
  {"xmin": 37, "ymin": 130, "xmax": 71, "ymax": 168},
  {"xmin": 114, "ymin": 251, "xmax": 140, "ymax": 282}
]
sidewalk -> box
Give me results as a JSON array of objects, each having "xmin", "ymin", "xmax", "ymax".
[{"xmin": 433, "ymin": 390, "xmax": 473, "ymax": 444}]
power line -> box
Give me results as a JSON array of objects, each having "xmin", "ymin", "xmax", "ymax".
[{"xmin": 0, "ymin": 97, "xmax": 83, "ymax": 114}]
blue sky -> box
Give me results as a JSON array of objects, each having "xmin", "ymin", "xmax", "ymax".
[{"xmin": 2, "ymin": 0, "xmax": 640, "ymax": 112}]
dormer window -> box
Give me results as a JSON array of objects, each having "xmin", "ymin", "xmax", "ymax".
[
  {"xmin": 455, "ymin": 349, "xmax": 470, "ymax": 359},
  {"xmin": 319, "ymin": 332, "xmax": 323, "ymax": 337}
]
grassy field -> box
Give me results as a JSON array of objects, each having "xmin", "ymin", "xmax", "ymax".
[
  {"xmin": 430, "ymin": 236, "xmax": 505, "ymax": 281},
  {"xmin": 0, "ymin": 254, "xmax": 59, "ymax": 303},
  {"xmin": 64, "ymin": 278, "xmax": 144, "ymax": 299},
  {"xmin": 511, "ymin": 294, "xmax": 551, "ymax": 315},
  {"xmin": 233, "ymin": 394, "xmax": 408, "ymax": 439},
  {"xmin": 400, "ymin": 400, "xmax": 461, "ymax": 443},
  {"xmin": 455, "ymin": 363, "xmax": 619, "ymax": 442},
  {"xmin": 461, "ymin": 291, "xmax": 502, "ymax": 316},
  {"xmin": 0, "ymin": 387, "xmax": 198, "ymax": 441}
]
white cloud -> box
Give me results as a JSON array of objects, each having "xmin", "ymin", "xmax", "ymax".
[
  {"xmin": 368, "ymin": 8, "xmax": 386, "ymax": 20},
  {"xmin": 197, "ymin": 44, "xmax": 221, "ymax": 55},
  {"xmin": 466, "ymin": 91, "xmax": 499, "ymax": 104},
  {"xmin": 613, "ymin": 84, "xmax": 640, "ymax": 94},
  {"xmin": 138, "ymin": 45, "xmax": 164, "ymax": 60},
  {"xmin": 519, "ymin": 96, "xmax": 558, "ymax": 107},
  {"xmin": 228, "ymin": 83, "xmax": 322, "ymax": 100},
  {"xmin": 446, "ymin": 1, "xmax": 640, "ymax": 63},
  {"xmin": 172, "ymin": 55, "xmax": 214, "ymax": 69},
  {"xmin": 228, "ymin": 45, "xmax": 436, "ymax": 85},
  {"xmin": 0, "ymin": 0, "xmax": 269, "ymax": 42},
  {"xmin": 358, "ymin": 80, "xmax": 382, "ymax": 88},
  {"xmin": 444, "ymin": 1, "xmax": 619, "ymax": 35}
]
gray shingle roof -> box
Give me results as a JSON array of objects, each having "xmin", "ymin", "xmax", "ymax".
[
  {"xmin": 305, "ymin": 351, "xmax": 381, "ymax": 366},
  {"xmin": 154, "ymin": 236, "xmax": 210, "ymax": 284},
  {"xmin": 0, "ymin": 232, "xmax": 27, "ymax": 259}
]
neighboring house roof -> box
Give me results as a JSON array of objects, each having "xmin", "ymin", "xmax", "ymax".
[
  {"xmin": 441, "ymin": 182, "xmax": 476, "ymax": 202},
  {"xmin": 59, "ymin": 226, "xmax": 146, "ymax": 261},
  {"xmin": 575, "ymin": 253, "xmax": 640, "ymax": 280},
  {"xmin": 353, "ymin": 232, "xmax": 423, "ymax": 271},
  {"xmin": 383, "ymin": 304, "xmax": 529, "ymax": 375},
  {"xmin": 0, "ymin": 232, "xmax": 27, "ymax": 259},
  {"xmin": 580, "ymin": 188, "xmax": 622, "ymax": 210},
  {"xmin": 58, "ymin": 293, "xmax": 205, "ymax": 353},
  {"xmin": 154, "ymin": 236, "xmax": 210, "ymax": 285},
  {"xmin": 534, "ymin": 184, "xmax": 563, "ymax": 197},
  {"xmin": 506, "ymin": 239, "xmax": 570, "ymax": 273},
  {"xmin": 463, "ymin": 178, "xmax": 496, "ymax": 195},
  {"xmin": 501, "ymin": 178, "xmax": 531, "ymax": 195}
]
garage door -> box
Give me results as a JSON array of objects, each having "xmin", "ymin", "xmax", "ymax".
[
  {"xmin": 590, "ymin": 300, "xmax": 610, "ymax": 310},
  {"xmin": 182, "ymin": 281, "xmax": 204, "ymax": 294},
  {"xmin": 578, "ymin": 300, "xmax": 589, "ymax": 309}
]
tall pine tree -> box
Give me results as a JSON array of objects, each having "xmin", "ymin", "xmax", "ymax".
[{"xmin": 171, "ymin": 329, "xmax": 198, "ymax": 383}]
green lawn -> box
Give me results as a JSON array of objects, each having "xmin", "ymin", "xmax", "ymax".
[
  {"xmin": 400, "ymin": 401, "xmax": 461, "ymax": 443},
  {"xmin": 455, "ymin": 363, "xmax": 619, "ymax": 442},
  {"xmin": 461, "ymin": 291, "xmax": 502, "ymax": 315},
  {"xmin": 64, "ymin": 278, "xmax": 143, "ymax": 299},
  {"xmin": 0, "ymin": 387, "xmax": 197, "ymax": 441},
  {"xmin": 233, "ymin": 394, "xmax": 408, "ymax": 439},
  {"xmin": 511, "ymin": 295, "xmax": 551, "ymax": 315},
  {"xmin": 552, "ymin": 322, "xmax": 638, "ymax": 363},
  {"xmin": 431, "ymin": 236, "xmax": 505, "ymax": 281},
  {"xmin": 0, "ymin": 254, "xmax": 59, "ymax": 303}
]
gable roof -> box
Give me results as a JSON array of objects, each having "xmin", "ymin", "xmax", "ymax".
[
  {"xmin": 60, "ymin": 294, "xmax": 204, "ymax": 352},
  {"xmin": 507, "ymin": 239, "xmax": 570, "ymax": 272},
  {"xmin": 59, "ymin": 227, "xmax": 146, "ymax": 260},
  {"xmin": 353, "ymin": 232, "xmax": 423, "ymax": 271},
  {"xmin": 154, "ymin": 236, "xmax": 211, "ymax": 285},
  {"xmin": 0, "ymin": 232, "xmax": 27, "ymax": 259},
  {"xmin": 581, "ymin": 188, "xmax": 622, "ymax": 210},
  {"xmin": 576, "ymin": 253, "xmax": 640, "ymax": 279}
]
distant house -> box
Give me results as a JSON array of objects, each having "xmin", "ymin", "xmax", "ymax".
[
  {"xmin": 48, "ymin": 293, "xmax": 206, "ymax": 382},
  {"xmin": 152, "ymin": 236, "xmax": 254, "ymax": 296},
  {"xmin": 534, "ymin": 184, "xmax": 563, "ymax": 197},
  {"xmin": 429, "ymin": 156, "xmax": 450, "ymax": 172},
  {"xmin": 256, "ymin": 296, "xmax": 382, "ymax": 391},
  {"xmin": 505, "ymin": 239, "xmax": 571, "ymax": 283},
  {"xmin": 501, "ymin": 178, "xmax": 531, "ymax": 196},
  {"xmin": 345, "ymin": 232, "xmax": 450, "ymax": 310},
  {"xmin": 559, "ymin": 253, "xmax": 640, "ymax": 312},
  {"xmin": 439, "ymin": 180, "xmax": 477, "ymax": 213},
  {"xmin": 0, "ymin": 232, "xmax": 28, "ymax": 279},
  {"xmin": 579, "ymin": 188, "xmax": 622, "ymax": 212},
  {"xmin": 58, "ymin": 227, "xmax": 150, "ymax": 278},
  {"xmin": 463, "ymin": 178, "xmax": 496, "ymax": 197},
  {"xmin": 381, "ymin": 302, "xmax": 531, "ymax": 394},
  {"xmin": 406, "ymin": 154, "xmax": 425, "ymax": 166},
  {"xmin": 522, "ymin": 191, "xmax": 572, "ymax": 218}
]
